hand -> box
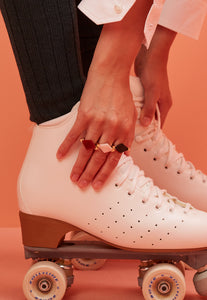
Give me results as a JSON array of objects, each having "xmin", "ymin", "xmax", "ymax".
[
  {"xmin": 134, "ymin": 26, "xmax": 176, "ymax": 127},
  {"xmin": 134, "ymin": 44, "xmax": 172, "ymax": 127},
  {"xmin": 57, "ymin": 69, "xmax": 137, "ymax": 190},
  {"xmin": 56, "ymin": 0, "xmax": 151, "ymax": 190}
]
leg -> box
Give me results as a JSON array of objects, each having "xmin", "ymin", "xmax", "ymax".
[{"xmin": 0, "ymin": 0, "xmax": 85, "ymax": 124}]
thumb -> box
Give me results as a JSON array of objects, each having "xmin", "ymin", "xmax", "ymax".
[{"xmin": 140, "ymin": 88, "xmax": 157, "ymax": 126}]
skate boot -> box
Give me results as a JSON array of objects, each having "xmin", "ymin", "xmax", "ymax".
[
  {"xmin": 18, "ymin": 102, "xmax": 207, "ymax": 251},
  {"xmin": 130, "ymin": 76, "xmax": 207, "ymax": 212}
]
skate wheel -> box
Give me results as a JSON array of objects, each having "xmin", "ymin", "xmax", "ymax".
[
  {"xmin": 193, "ymin": 270, "xmax": 207, "ymax": 296},
  {"xmin": 70, "ymin": 231, "xmax": 106, "ymax": 270},
  {"xmin": 23, "ymin": 261, "xmax": 67, "ymax": 300},
  {"xmin": 142, "ymin": 263, "xmax": 186, "ymax": 300}
]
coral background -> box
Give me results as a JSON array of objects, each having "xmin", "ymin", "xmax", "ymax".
[{"xmin": 1, "ymin": 13, "xmax": 207, "ymax": 227}]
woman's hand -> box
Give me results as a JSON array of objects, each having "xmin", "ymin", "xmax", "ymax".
[
  {"xmin": 57, "ymin": 68, "xmax": 137, "ymax": 190},
  {"xmin": 56, "ymin": 0, "xmax": 152, "ymax": 190},
  {"xmin": 134, "ymin": 26, "xmax": 177, "ymax": 127},
  {"xmin": 134, "ymin": 44, "xmax": 172, "ymax": 127}
]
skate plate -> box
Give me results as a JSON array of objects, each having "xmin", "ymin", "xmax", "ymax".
[
  {"xmin": 24, "ymin": 240, "xmax": 207, "ymax": 270},
  {"xmin": 22, "ymin": 240, "xmax": 207, "ymax": 300}
]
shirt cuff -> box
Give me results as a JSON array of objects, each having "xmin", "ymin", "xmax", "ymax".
[
  {"xmin": 159, "ymin": 0, "xmax": 207, "ymax": 40},
  {"xmin": 78, "ymin": 0, "xmax": 136, "ymax": 25},
  {"xmin": 78, "ymin": 0, "xmax": 165, "ymax": 49}
]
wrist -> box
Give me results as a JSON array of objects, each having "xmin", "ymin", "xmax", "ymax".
[
  {"xmin": 87, "ymin": 65, "xmax": 130, "ymax": 89},
  {"xmin": 88, "ymin": 0, "xmax": 153, "ymax": 80},
  {"xmin": 147, "ymin": 25, "xmax": 177, "ymax": 61},
  {"xmin": 89, "ymin": 26, "xmax": 138, "ymax": 78}
]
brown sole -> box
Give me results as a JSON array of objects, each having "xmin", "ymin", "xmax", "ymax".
[
  {"xmin": 19, "ymin": 211, "xmax": 207, "ymax": 253},
  {"xmin": 19, "ymin": 211, "xmax": 79, "ymax": 248}
]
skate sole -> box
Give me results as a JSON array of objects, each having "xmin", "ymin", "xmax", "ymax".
[{"xmin": 19, "ymin": 211, "xmax": 207, "ymax": 253}]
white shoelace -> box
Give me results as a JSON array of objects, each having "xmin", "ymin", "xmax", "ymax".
[
  {"xmin": 134, "ymin": 100, "xmax": 207, "ymax": 182},
  {"xmin": 116, "ymin": 155, "xmax": 192, "ymax": 213}
]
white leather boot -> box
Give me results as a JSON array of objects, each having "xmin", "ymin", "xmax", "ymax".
[
  {"xmin": 18, "ymin": 102, "xmax": 207, "ymax": 251},
  {"xmin": 130, "ymin": 76, "xmax": 207, "ymax": 212}
]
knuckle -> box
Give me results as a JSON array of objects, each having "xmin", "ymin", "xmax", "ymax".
[
  {"xmin": 144, "ymin": 105, "xmax": 155, "ymax": 117},
  {"xmin": 144, "ymin": 81, "xmax": 156, "ymax": 92},
  {"xmin": 94, "ymin": 115, "xmax": 104, "ymax": 127},
  {"xmin": 96, "ymin": 172, "xmax": 108, "ymax": 183},
  {"xmin": 78, "ymin": 108, "xmax": 92, "ymax": 122},
  {"xmin": 122, "ymin": 119, "xmax": 133, "ymax": 132},
  {"xmin": 72, "ymin": 166, "xmax": 82, "ymax": 174},
  {"xmin": 108, "ymin": 154, "xmax": 121, "ymax": 167},
  {"xmin": 145, "ymin": 99, "xmax": 155, "ymax": 109},
  {"xmin": 72, "ymin": 165, "xmax": 83, "ymax": 176},
  {"xmin": 74, "ymin": 153, "xmax": 90, "ymax": 170},
  {"xmin": 92, "ymin": 153, "xmax": 106, "ymax": 165},
  {"xmin": 82, "ymin": 171, "xmax": 94, "ymax": 181},
  {"xmin": 106, "ymin": 115, "xmax": 119, "ymax": 129}
]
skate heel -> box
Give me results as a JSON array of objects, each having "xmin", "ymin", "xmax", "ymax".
[{"xmin": 19, "ymin": 211, "xmax": 79, "ymax": 248}]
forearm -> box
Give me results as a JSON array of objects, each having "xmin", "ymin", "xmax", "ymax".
[{"xmin": 89, "ymin": 0, "xmax": 152, "ymax": 79}]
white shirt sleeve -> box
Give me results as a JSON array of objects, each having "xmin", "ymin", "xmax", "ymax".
[
  {"xmin": 159, "ymin": 0, "xmax": 207, "ymax": 39},
  {"xmin": 78, "ymin": 0, "xmax": 165, "ymax": 48},
  {"xmin": 78, "ymin": 0, "xmax": 136, "ymax": 25}
]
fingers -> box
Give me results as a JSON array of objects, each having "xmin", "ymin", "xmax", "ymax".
[
  {"xmin": 71, "ymin": 142, "xmax": 107, "ymax": 189},
  {"xmin": 159, "ymin": 100, "xmax": 172, "ymax": 128},
  {"xmin": 89, "ymin": 116, "xmax": 135, "ymax": 190},
  {"xmin": 56, "ymin": 107, "xmax": 134, "ymax": 191},
  {"xmin": 72, "ymin": 127, "xmax": 133, "ymax": 190},
  {"xmin": 92, "ymin": 146, "xmax": 122, "ymax": 190},
  {"xmin": 70, "ymin": 124, "xmax": 103, "ymax": 187},
  {"xmin": 56, "ymin": 112, "xmax": 87, "ymax": 159},
  {"xmin": 158, "ymin": 90, "xmax": 172, "ymax": 128},
  {"xmin": 75, "ymin": 147, "xmax": 111, "ymax": 190},
  {"xmin": 139, "ymin": 80, "xmax": 172, "ymax": 128},
  {"xmin": 72, "ymin": 134, "xmax": 127, "ymax": 190},
  {"xmin": 140, "ymin": 86, "xmax": 158, "ymax": 126}
]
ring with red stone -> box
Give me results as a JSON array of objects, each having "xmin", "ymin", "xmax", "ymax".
[
  {"xmin": 96, "ymin": 143, "xmax": 129, "ymax": 153},
  {"xmin": 80, "ymin": 139, "xmax": 129, "ymax": 154},
  {"xmin": 80, "ymin": 138, "xmax": 97, "ymax": 150},
  {"xmin": 113, "ymin": 143, "xmax": 129, "ymax": 153}
]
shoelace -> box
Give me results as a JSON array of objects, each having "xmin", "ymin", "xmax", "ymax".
[
  {"xmin": 115, "ymin": 155, "xmax": 192, "ymax": 213},
  {"xmin": 134, "ymin": 100, "xmax": 207, "ymax": 182}
]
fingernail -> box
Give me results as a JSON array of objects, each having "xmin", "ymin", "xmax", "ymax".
[
  {"xmin": 93, "ymin": 181, "xmax": 103, "ymax": 190},
  {"xmin": 71, "ymin": 174, "xmax": 79, "ymax": 182},
  {"xmin": 78, "ymin": 180, "xmax": 88, "ymax": 188},
  {"xmin": 142, "ymin": 117, "xmax": 151, "ymax": 126}
]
